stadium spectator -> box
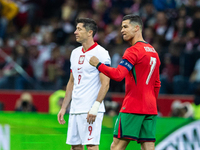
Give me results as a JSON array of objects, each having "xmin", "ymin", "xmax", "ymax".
[
  {"xmin": 143, "ymin": 27, "xmax": 155, "ymax": 44},
  {"xmin": 191, "ymin": 86, "xmax": 200, "ymax": 119},
  {"xmin": 0, "ymin": 0, "xmax": 18, "ymax": 39},
  {"xmin": 61, "ymin": 0, "xmax": 77, "ymax": 22},
  {"xmin": 0, "ymin": 0, "xmax": 199, "ymax": 94},
  {"xmin": 14, "ymin": 0, "xmax": 42, "ymax": 31},
  {"xmin": 15, "ymin": 92, "xmax": 37, "ymax": 112},
  {"xmin": 104, "ymin": 100, "xmax": 119, "ymax": 117},
  {"xmin": 43, "ymin": 46, "xmax": 66, "ymax": 90},
  {"xmin": 0, "ymin": 44, "xmax": 33, "ymax": 89},
  {"xmin": 170, "ymin": 100, "xmax": 193, "ymax": 118},
  {"xmin": 154, "ymin": 11, "xmax": 171, "ymax": 45},
  {"xmin": 12, "ymin": 44, "xmax": 33, "ymax": 89},
  {"xmin": 140, "ymin": 2, "xmax": 156, "ymax": 28},
  {"xmin": 173, "ymin": 57, "xmax": 200, "ymax": 94},
  {"xmin": 170, "ymin": 100, "xmax": 183, "ymax": 117},
  {"xmin": 188, "ymin": 58, "xmax": 200, "ymax": 93},
  {"xmin": 49, "ymin": 88, "xmax": 67, "ymax": 115},
  {"xmin": 123, "ymin": 0, "xmax": 143, "ymax": 15},
  {"xmin": 153, "ymin": 0, "xmax": 176, "ymax": 11},
  {"xmin": 184, "ymin": 29, "xmax": 199, "ymax": 52},
  {"xmin": 160, "ymin": 43, "xmax": 180, "ymax": 94}
]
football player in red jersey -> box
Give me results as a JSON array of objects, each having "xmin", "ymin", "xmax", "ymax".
[{"xmin": 90, "ymin": 15, "xmax": 161, "ymax": 150}]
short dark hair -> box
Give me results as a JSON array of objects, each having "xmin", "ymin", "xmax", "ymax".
[
  {"xmin": 122, "ymin": 15, "xmax": 143, "ymax": 30},
  {"xmin": 76, "ymin": 18, "xmax": 98, "ymax": 37}
]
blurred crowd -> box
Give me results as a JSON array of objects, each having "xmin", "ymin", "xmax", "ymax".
[{"xmin": 0, "ymin": 0, "xmax": 200, "ymax": 94}]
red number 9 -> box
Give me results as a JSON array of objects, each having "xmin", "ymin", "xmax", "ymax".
[
  {"xmin": 78, "ymin": 75, "xmax": 81, "ymax": 84},
  {"xmin": 88, "ymin": 126, "xmax": 92, "ymax": 136}
]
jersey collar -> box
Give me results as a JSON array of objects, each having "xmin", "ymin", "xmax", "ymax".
[
  {"xmin": 82, "ymin": 42, "xmax": 98, "ymax": 53},
  {"xmin": 134, "ymin": 41, "xmax": 148, "ymax": 45}
]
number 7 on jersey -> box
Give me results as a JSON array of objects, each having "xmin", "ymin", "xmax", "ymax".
[{"xmin": 146, "ymin": 57, "xmax": 156, "ymax": 85}]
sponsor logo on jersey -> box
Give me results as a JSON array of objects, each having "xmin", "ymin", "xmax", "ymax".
[
  {"xmin": 77, "ymin": 67, "xmax": 82, "ymax": 70},
  {"xmin": 88, "ymin": 138, "xmax": 93, "ymax": 141},
  {"xmin": 78, "ymin": 55, "xmax": 85, "ymax": 64}
]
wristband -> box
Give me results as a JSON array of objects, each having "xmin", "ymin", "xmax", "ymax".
[
  {"xmin": 89, "ymin": 101, "xmax": 100, "ymax": 115},
  {"xmin": 96, "ymin": 62, "xmax": 102, "ymax": 69}
]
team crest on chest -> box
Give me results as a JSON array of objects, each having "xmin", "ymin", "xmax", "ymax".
[{"xmin": 78, "ymin": 55, "xmax": 85, "ymax": 64}]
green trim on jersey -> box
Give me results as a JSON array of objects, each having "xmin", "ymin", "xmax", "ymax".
[
  {"xmin": 134, "ymin": 41, "xmax": 148, "ymax": 45},
  {"xmin": 132, "ymin": 66, "xmax": 137, "ymax": 84}
]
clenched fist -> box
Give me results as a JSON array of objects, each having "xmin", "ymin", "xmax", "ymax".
[{"xmin": 89, "ymin": 56, "xmax": 100, "ymax": 67}]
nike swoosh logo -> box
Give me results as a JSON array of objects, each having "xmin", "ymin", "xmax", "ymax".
[
  {"xmin": 88, "ymin": 138, "xmax": 93, "ymax": 141},
  {"xmin": 78, "ymin": 68, "xmax": 82, "ymax": 70}
]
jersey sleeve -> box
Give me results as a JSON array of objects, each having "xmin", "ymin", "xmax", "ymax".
[
  {"xmin": 70, "ymin": 50, "xmax": 74, "ymax": 70},
  {"xmin": 99, "ymin": 50, "xmax": 111, "ymax": 66},
  {"xmin": 98, "ymin": 63, "xmax": 129, "ymax": 81},
  {"xmin": 119, "ymin": 59, "xmax": 133, "ymax": 71},
  {"xmin": 122, "ymin": 47, "xmax": 139, "ymax": 65}
]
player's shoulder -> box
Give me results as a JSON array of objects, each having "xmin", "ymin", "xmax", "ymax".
[
  {"xmin": 126, "ymin": 45, "xmax": 139, "ymax": 54},
  {"xmin": 96, "ymin": 44, "xmax": 108, "ymax": 52},
  {"xmin": 70, "ymin": 46, "xmax": 82, "ymax": 56},
  {"xmin": 134, "ymin": 41, "xmax": 158, "ymax": 54},
  {"xmin": 96, "ymin": 44, "xmax": 110, "ymax": 56},
  {"xmin": 72, "ymin": 46, "xmax": 82, "ymax": 52},
  {"xmin": 95, "ymin": 44, "xmax": 111, "ymax": 64}
]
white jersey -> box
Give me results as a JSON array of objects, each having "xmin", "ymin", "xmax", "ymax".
[{"xmin": 70, "ymin": 43, "xmax": 111, "ymax": 114}]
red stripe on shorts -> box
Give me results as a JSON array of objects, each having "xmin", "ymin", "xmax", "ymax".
[{"xmin": 117, "ymin": 118, "xmax": 121, "ymax": 138}]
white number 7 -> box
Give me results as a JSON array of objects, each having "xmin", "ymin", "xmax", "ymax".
[{"xmin": 146, "ymin": 57, "xmax": 156, "ymax": 85}]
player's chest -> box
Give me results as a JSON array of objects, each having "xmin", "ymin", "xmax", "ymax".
[{"xmin": 71, "ymin": 53, "xmax": 97, "ymax": 74}]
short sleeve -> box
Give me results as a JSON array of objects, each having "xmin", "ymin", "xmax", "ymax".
[
  {"xmin": 70, "ymin": 50, "xmax": 74, "ymax": 70},
  {"xmin": 99, "ymin": 50, "xmax": 111, "ymax": 66}
]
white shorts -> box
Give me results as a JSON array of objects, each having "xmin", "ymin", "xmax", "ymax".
[{"xmin": 66, "ymin": 113, "xmax": 104, "ymax": 145}]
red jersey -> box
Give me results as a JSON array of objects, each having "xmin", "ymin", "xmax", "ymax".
[{"xmin": 98, "ymin": 41, "xmax": 161, "ymax": 114}]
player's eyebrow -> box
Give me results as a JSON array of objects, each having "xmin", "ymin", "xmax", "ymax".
[
  {"xmin": 122, "ymin": 24, "xmax": 128, "ymax": 28},
  {"xmin": 76, "ymin": 26, "xmax": 82, "ymax": 30}
]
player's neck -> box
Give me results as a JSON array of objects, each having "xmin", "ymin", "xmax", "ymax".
[
  {"xmin": 130, "ymin": 33, "xmax": 145, "ymax": 46},
  {"xmin": 82, "ymin": 39, "xmax": 95, "ymax": 52}
]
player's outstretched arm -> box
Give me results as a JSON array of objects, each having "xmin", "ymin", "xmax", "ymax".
[
  {"xmin": 87, "ymin": 73, "xmax": 110, "ymax": 124},
  {"xmin": 89, "ymin": 56, "xmax": 129, "ymax": 81},
  {"xmin": 57, "ymin": 73, "xmax": 74, "ymax": 124}
]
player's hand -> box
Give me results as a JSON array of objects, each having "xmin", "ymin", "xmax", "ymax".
[
  {"xmin": 89, "ymin": 56, "xmax": 99, "ymax": 67},
  {"xmin": 57, "ymin": 108, "xmax": 66, "ymax": 124},
  {"xmin": 86, "ymin": 113, "xmax": 96, "ymax": 124}
]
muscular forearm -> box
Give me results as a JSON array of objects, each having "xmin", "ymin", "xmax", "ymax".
[
  {"xmin": 61, "ymin": 81, "xmax": 73, "ymax": 110},
  {"xmin": 96, "ymin": 83, "xmax": 109, "ymax": 103},
  {"xmin": 98, "ymin": 64, "xmax": 129, "ymax": 81}
]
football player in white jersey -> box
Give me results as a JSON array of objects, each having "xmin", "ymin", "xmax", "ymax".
[{"xmin": 57, "ymin": 18, "xmax": 111, "ymax": 150}]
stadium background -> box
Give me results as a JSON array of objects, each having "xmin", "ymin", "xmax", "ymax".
[{"xmin": 0, "ymin": 0, "xmax": 200, "ymax": 149}]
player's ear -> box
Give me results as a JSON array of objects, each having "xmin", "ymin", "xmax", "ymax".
[
  {"xmin": 88, "ymin": 30, "xmax": 93, "ymax": 37},
  {"xmin": 135, "ymin": 25, "xmax": 140, "ymax": 32}
]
